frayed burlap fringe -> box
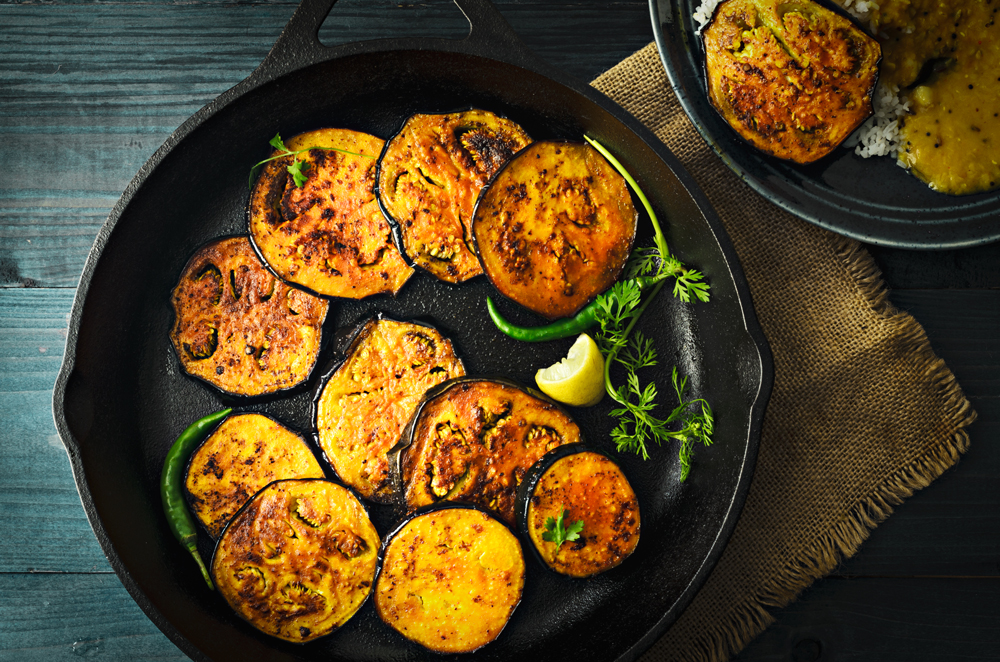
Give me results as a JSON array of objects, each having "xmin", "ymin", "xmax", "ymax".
[
  {"xmin": 592, "ymin": 43, "xmax": 977, "ymax": 662},
  {"xmin": 650, "ymin": 230, "xmax": 977, "ymax": 662}
]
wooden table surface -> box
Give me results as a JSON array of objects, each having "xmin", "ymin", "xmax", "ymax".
[{"xmin": 2, "ymin": 1, "xmax": 998, "ymax": 660}]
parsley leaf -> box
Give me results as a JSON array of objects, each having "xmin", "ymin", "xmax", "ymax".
[{"xmin": 541, "ymin": 509, "xmax": 584, "ymax": 548}]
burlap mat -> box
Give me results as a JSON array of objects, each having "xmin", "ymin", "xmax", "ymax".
[{"xmin": 590, "ymin": 44, "xmax": 978, "ymax": 662}]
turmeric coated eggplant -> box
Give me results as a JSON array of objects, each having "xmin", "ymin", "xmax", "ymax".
[
  {"xmin": 702, "ymin": 0, "xmax": 880, "ymax": 163},
  {"xmin": 249, "ymin": 128, "xmax": 413, "ymax": 299},
  {"xmin": 169, "ymin": 236, "xmax": 329, "ymax": 397},
  {"xmin": 472, "ymin": 141, "xmax": 637, "ymax": 320},
  {"xmin": 377, "ymin": 110, "xmax": 532, "ymax": 284},
  {"xmin": 518, "ymin": 447, "xmax": 640, "ymax": 578},
  {"xmin": 184, "ymin": 413, "xmax": 325, "ymax": 538},
  {"xmin": 212, "ymin": 479, "xmax": 379, "ymax": 643},
  {"xmin": 399, "ymin": 378, "xmax": 582, "ymax": 524},
  {"xmin": 375, "ymin": 505, "xmax": 525, "ymax": 654},
  {"xmin": 315, "ymin": 317, "xmax": 465, "ymax": 503}
]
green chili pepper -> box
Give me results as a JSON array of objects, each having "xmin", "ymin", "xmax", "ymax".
[
  {"xmin": 487, "ymin": 275, "xmax": 661, "ymax": 342},
  {"xmin": 160, "ymin": 407, "xmax": 231, "ymax": 590}
]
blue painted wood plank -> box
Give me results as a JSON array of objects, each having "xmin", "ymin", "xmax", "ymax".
[
  {"xmin": 0, "ymin": 573, "xmax": 189, "ymax": 662},
  {"xmin": 0, "ymin": 1, "xmax": 650, "ymax": 287},
  {"xmin": 0, "ymin": 289, "xmax": 111, "ymax": 573}
]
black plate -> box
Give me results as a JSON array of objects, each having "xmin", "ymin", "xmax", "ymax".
[
  {"xmin": 650, "ymin": 0, "xmax": 1000, "ymax": 249},
  {"xmin": 52, "ymin": 1, "xmax": 772, "ymax": 660}
]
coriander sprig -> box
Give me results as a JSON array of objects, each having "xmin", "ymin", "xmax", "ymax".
[
  {"xmin": 585, "ymin": 136, "xmax": 714, "ymax": 477},
  {"xmin": 541, "ymin": 509, "xmax": 584, "ymax": 549},
  {"xmin": 248, "ymin": 133, "xmax": 373, "ymax": 190}
]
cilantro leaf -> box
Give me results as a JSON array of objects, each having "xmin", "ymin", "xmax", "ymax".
[
  {"xmin": 287, "ymin": 159, "xmax": 309, "ymax": 188},
  {"xmin": 541, "ymin": 509, "xmax": 584, "ymax": 548},
  {"xmin": 248, "ymin": 132, "xmax": 375, "ymax": 190},
  {"xmin": 582, "ymin": 136, "xmax": 715, "ymax": 478}
]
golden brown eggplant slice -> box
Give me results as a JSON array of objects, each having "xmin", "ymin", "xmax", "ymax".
[
  {"xmin": 212, "ymin": 479, "xmax": 379, "ymax": 643},
  {"xmin": 169, "ymin": 236, "xmax": 329, "ymax": 397},
  {"xmin": 375, "ymin": 505, "xmax": 525, "ymax": 654},
  {"xmin": 249, "ymin": 128, "xmax": 413, "ymax": 299},
  {"xmin": 315, "ymin": 317, "xmax": 465, "ymax": 503},
  {"xmin": 519, "ymin": 447, "xmax": 639, "ymax": 578},
  {"xmin": 184, "ymin": 413, "xmax": 325, "ymax": 538},
  {"xmin": 400, "ymin": 378, "xmax": 581, "ymax": 524},
  {"xmin": 377, "ymin": 109, "xmax": 532, "ymax": 283},
  {"xmin": 702, "ymin": 0, "xmax": 880, "ymax": 163},
  {"xmin": 472, "ymin": 141, "xmax": 637, "ymax": 320}
]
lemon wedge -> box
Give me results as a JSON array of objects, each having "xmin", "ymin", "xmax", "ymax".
[{"xmin": 535, "ymin": 333, "xmax": 605, "ymax": 407}]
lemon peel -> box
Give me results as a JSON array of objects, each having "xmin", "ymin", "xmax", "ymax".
[{"xmin": 535, "ymin": 334, "xmax": 605, "ymax": 407}]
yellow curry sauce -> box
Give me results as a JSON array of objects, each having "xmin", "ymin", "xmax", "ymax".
[{"xmin": 840, "ymin": 0, "xmax": 1000, "ymax": 194}]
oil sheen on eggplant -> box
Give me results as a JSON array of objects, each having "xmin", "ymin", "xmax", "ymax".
[
  {"xmin": 211, "ymin": 479, "xmax": 379, "ymax": 643},
  {"xmin": 168, "ymin": 236, "xmax": 329, "ymax": 397},
  {"xmin": 249, "ymin": 128, "xmax": 413, "ymax": 299},
  {"xmin": 523, "ymin": 449, "xmax": 640, "ymax": 578},
  {"xmin": 377, "ymin": 109, "xmax": 532, "ymax": 284},
  {"xmin": 315, "ymin": 317, "xmax": 464, "ymax": 503},
  {"xmin": 184, "ymin": 413, "xmax": 324, "ymax": 538},
  {"xmin": 400, "ymin": 378, "xmax": 581, "ymax": 524},
  {"xmin": 375, "ymin": 506, "xmax": 525, "ymax": 654},
  {"xmin": 472, "ymin": 141, "xmax": 637, "ymax": 320},
  {"xmin": 703, "ymin": 0, "xmax": 880, "ymax": 163}
]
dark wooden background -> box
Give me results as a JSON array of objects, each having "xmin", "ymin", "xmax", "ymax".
[{"xmin": 1, "ymin": 1, "xmax": 997, "ymax": 660}]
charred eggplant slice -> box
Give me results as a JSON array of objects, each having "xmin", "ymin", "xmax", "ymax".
[
  {"xmin": 400, "ymin": 378, "xmax": 582, "ymax": 524},
  {"xmin": 169, "ymin": 236, "xmax": 329, "ymax": 397},
  {"xmin": 249, "ymin": 128, "xmax": 413, "ymax": 299},
  {"xmin": 472, "ymin": 141, "xmax": 637, "ymax": 320},
  {"xmin": 703, "ymin": 0, "xmax": 880, "ymax": 163},
  {"xmin": 315, "ymin": 317, "xmax": 465, "ymax": 503},
  {"xmin": 517, "ymin": 447, "xmax": 639, "ymax": 578},
  {"xmin": 212, "ymin": 479, "xmax": 379, "ymax": 643},
  {"xmin": 184, "ymin": 413, "xmax": 325, "ymax": 538},
  {"xmin": 377, "ymin": 109, "xmax": 532, "ymax": 284},
  {"xmin": 375, "ymin": 505, "xmax": 525, "ymax": 654}
]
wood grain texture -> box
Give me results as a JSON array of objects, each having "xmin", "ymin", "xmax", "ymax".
[
  {"xmin": 1, "ymin": 1, "xmax": 998, "ymax": 660},
  {"xmin": 0, "ymin": 1, "xmax": 650, "ymax": 288},
  {"xmin": 734, "ymin": 577, "xmax": 1000, "ymax": 661},
  {"xmin": 0, "ymin": 574, "xmax": 188, "ymax": 662},
  {"xmin": 0, "ymin": 289, "xmax": 111, "ymax": 573}
]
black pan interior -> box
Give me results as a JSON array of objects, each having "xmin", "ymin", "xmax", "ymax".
[{"xmin": 58, "ymin": 47, "xmax": 768, "ymax": 662}]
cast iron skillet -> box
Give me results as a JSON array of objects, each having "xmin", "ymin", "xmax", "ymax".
[
  {"xmin": 650, "ymin": 0, "xmax": 1000, "ymax": 249},
  {"xmin": 52, "ymin": 1, "xmax": 772, "ymax": 660}
]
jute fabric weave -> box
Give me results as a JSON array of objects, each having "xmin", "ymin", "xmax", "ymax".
[{"xmin": 591, "ymin": 44, "xmax": 977, "ymax": 662}]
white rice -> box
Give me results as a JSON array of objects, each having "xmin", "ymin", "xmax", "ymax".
[
  {"xmin": 843, "ymin": 83, "xmax": 909, "ymax": 158},
  {"xmin": 692, "ymin": 0, "xmax": 906, "ymax": 161},
  {"xmin": 692, "ymin": 0, "xmax": 724, "ymax": 29}
]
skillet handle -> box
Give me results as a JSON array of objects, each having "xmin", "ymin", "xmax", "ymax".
[
  {"xmin": 250, "ymin": 0, "xmax": 337, "ymax": 79},
  {"xmin": 250, "ymin": 0, "xmax": 545, "ymax": 81},
  {"xmin": 451, "ymin": 0, "xmax": 542, "ymax": 68}
]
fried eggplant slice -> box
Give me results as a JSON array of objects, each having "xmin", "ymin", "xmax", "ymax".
[
  {"xmin": 703, "ymin": 0, "xmax": 880, "ymax": 163},
  {"xmin": 400, "ymin": 378, "xmax": 581, "ymax": 524},
  {"xmin": 184, "ymin": 413, "xmax": 325, "ymax": 538},
  {"xmin": 315, "ymin": 317, "xmax": 465, "ymax": 503},
  {"xmin": 377, "ymin": 110, "xmax": 532, "ymax": 284},
  {"xmin": 472, "ymin": 141, "xmax": 637, "ymax": 320},
  {"xmin": 375, "ymin": 506, "xmax": 524, "ymax": 654},
  {"xmin": 169, "ymin": 236, "xmax": 329, "ymax": 397},
  {"xmin": 249, "ymin": 128, "xmax": 413, "ymax": 299},
  {"xmin": 520, "ymin": 449, "xmax": 639, "ymax": 577},
  {"xmin": 212, "ymin": 479, "xmax": 379, "ymax": 643}
]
